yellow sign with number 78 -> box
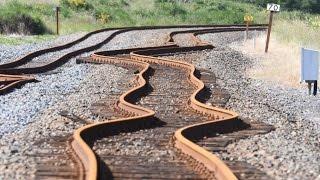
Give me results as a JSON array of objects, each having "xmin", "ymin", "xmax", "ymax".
[{"xmin": 244, "ymin": 15, "xmax": 254, "ymax": 22}]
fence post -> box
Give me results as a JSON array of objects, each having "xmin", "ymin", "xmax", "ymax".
[{"xmin": 56, "ymin": 6, "xmax": 60, "ymax": 35}]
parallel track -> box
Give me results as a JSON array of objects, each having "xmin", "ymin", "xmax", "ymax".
[
  {"xmin": 0, "ymin": 25, "xmax": 266, "ymax": 75},
  {"xmin": 0, "ymin": 25, "xmax": 265, "ymax": 95},
  {"xmin": 0, "ymin": 25, "xmax": 274, "ymax": 180}
]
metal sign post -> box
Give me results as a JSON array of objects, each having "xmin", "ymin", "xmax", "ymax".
[
  {"xmin": 265, "ymin": 3, "xmax": 280, "ymax": 53},
  {"xmin": 56, "ymin": 6, "xmax": 60, "ymax": 35}
]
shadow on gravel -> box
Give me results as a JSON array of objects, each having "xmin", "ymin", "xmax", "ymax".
[
  {"xmin": 195, "ymin": 68, "xmax": 231, "ymax": 106},
  {"xmin": 124, "ymin": 66, "xmax": 154, "ymax": 103},
  {"xmin": 186, "ymin": 118, "xmax": 250, "ymax": 141},
  {"xmin": 194, "ymin": 69, "xmax": 213, "ymax": 103},
  {"xmin": 96, "ymin": 116, "xmax": 166, "ymax": 179}
]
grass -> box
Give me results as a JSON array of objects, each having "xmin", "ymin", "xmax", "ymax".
[
  {"xmin": 242, "ymin": 35, "xmax": 301, "ymax": 87},
  {"xmin": 273, "ymin": 19, "xmax": 320, "ymax": 49},
  {"xmin": 43, "ymin": 14, "xmax": 106, "ymax": 35},
  {"xmin": 0, "ymin": 0, "xmax": 319, "ymax": 47},
  {"xmin": 237, "ymin": 15, "xmax": 320, "ymax": 88},
  {"xmin": 0, "ymin": 0, "xmax": 264, "ymax": 45},
  {"xmin": 0, "ymin": 34, "xmax": 56, "ymax": 45},
  {"xmin": 0, "ymin": 0, "xmax": 319, "ymax": 89}
]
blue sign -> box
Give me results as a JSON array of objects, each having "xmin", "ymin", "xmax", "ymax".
[{"xmin": 301, "ymin": 48, "xmax": 319, "ymax": 81}]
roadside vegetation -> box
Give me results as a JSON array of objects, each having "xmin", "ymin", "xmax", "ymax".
[
  {"xmin": 238, "ymin": 0, "xmax": 320, "ymax": 14},
  {"xmin": 0, "ymin": 0, "xmax": 319, "ymax": 47}
]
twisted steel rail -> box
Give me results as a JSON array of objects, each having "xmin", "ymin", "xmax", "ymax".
[
  {"xmin": 0, "ymin": 74, "xmax": 35, "ymax": 95},
  {"xmin": 0, "ymin": 24, "xmax": 266, "ymax": 74},
  {"xmin": 0, "ymin": 25, "xmax": 268, "ymax": 179},
  {"xmin": 0, "ymin": 25, "xmax": 265, "ymax": 96},
  {"xmin": 71, "ymin": 26, "xmax": 266, "ymax": 180}
]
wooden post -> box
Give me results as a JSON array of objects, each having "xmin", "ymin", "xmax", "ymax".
[
  {"xmin": 56, "ymin": 7, "xmax": 60, "ymax": 35},
  {"xmin": 265, "ymin": 11, "xmax": 274, "ymax": 53}
]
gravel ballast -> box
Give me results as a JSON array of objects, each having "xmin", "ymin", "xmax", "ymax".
[
  {"xmin": 0, "ymin": 28, "xmax": 176, "ymax": 178},
  {"xmin": 0, "ymin": 33, "xmax": 85, "ymax": 64},
  {"xmin": 1, "ymin": 28, "xmax": 318, "ymax": 179},
  {"xmin": 0, "ymin": 64, "xmax": 128, "ymax": 179},
  {"xmin": 196, "ymin": 31, "xmax": 320, "ymax": 179}
]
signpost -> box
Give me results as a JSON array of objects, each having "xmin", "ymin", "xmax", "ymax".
[
  {"xmin": 244, "ymin": 15, "xmax": 253, "ymax": 40},
  {"xmin": 265, "ymin": 3, "xmax": 280, "ymax": 53}
]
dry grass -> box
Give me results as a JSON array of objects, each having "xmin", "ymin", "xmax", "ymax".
[
  {"xmin": 233, "ymin": 20, "xmax": 320, "ymax": 88},
  {"xmin": 43, "ymin": 13, "xmax": 105, "ymax": 35},
  {"xmin": 274, "ymin": 19, "xmax": 320, "ymax": 49},
  {"xmin": 233, "ymin": 34, "xmax": 301, "ymax": 87}
]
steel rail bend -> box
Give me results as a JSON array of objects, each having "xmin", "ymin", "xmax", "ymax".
[
  {"xmin": 167, "ymin": 26, "xmax": 267, "ymax": 43},
  {"xmin": 126, "ymin": 28, "xmax": 245, "ymax": 179},
  {"xmin": 71, "ymin": 56, "xmax": 155, "ymax": 180},
  {"xmin": 129, "ymin": 53, "xmax": 238, "ymax": 180},
  {"xmin": 71, "ymin": 25, "xmax": 268, "ymax": 179},
  {"xmin": 0, "ymin": 74, "xmax": 35, "ymax": 95}
]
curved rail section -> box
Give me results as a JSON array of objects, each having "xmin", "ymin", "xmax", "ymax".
[
  {"xmin": 0, "ymin": 24, "xmax": 265, "ymax": 75},
  {"xmin": 71, "ymin": 26, "xmax": 267, "ymax": 180},
  {"xmin": 72, "ymin": 57, "xmax": 155, "ymax": 180},
  {"xmin": 130, "ymin": 52, "xmax": 238, "ymax": 180},
  {"xmin": 0, "ymin": 74, "xmax": 35, "ymax": 95},
  {"xmin": 0, "ymin": 25, "xmax": 266, "ymax": 96}
]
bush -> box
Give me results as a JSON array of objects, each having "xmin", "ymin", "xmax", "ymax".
[
  {"xmin": 157, "ymin": 1, "xmax": 187, "ymax": 16},
  {"xmin": 60, "ymin": 0, "xmax": 92, "ymax": 11},
  {"xmin": 0, "ymin": 12, "xmax": 48, "ymax": 35},
  {"xmin": 90, "ymin": 0, "xmax": 133, "ymax": 24},
  {"xmin": 0, "ymin": 2, "xmax": 50, "ymax": 35}
]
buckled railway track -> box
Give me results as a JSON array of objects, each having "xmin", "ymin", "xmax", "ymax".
[
  {"xmin": 0, "ymin": 25, "xmax": 264, "ymax": 94},
  {"xmin": 164, "ymin": 53, "xmax": 275, "ymax": 180},
  {"xmin": 0, "ymin": 25, "xmax": 275, "ymax": 180}
]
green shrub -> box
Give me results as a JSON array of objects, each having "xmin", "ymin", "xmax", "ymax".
[
  {"xmin": 31, "ymin": 3, "xmax": 55, "ymax": 17},
  {"xmin": 60, "ymin": 0, "xmax": 92, "ymax": 11},
  {"xmin": 0, "ymin": 1, "xmax": 50, "ymax": 35},
  {"xmin": 0, "ymin": 12, "xmax": 48, "ymax": 35},
  {"xmin": 90, "ymin": 0, "xmax": 133, "ymax": 24},
  {"xmin": 157, "ymin": 1, "xmax": 187, "ymax": 16}
]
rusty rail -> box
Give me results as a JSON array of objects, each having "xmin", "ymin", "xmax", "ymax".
[
  {"xmin": 0, "ymin": 25, "xmax": 269, "ymax": 179},
  {"xmin": 71, "ymin": 26, "xmax": 266, "ymax": 180},
  {"xmin": 0, "ymin": 25, "xmax": 266, "ymax": 75},
  {"xmin": 130, "ymin": 51, "xmax": 238, "ymax": 180},
  {"xmin": 0, "ymin": 25, "xmax": 266, "ymax": 95},
  {"xmin": 72, "ymin": 54, "xmax": 160, "ymax": 179},
  {"xmin": 0, "ymin": 74, "xmax": 35, "ymax": 95}
]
